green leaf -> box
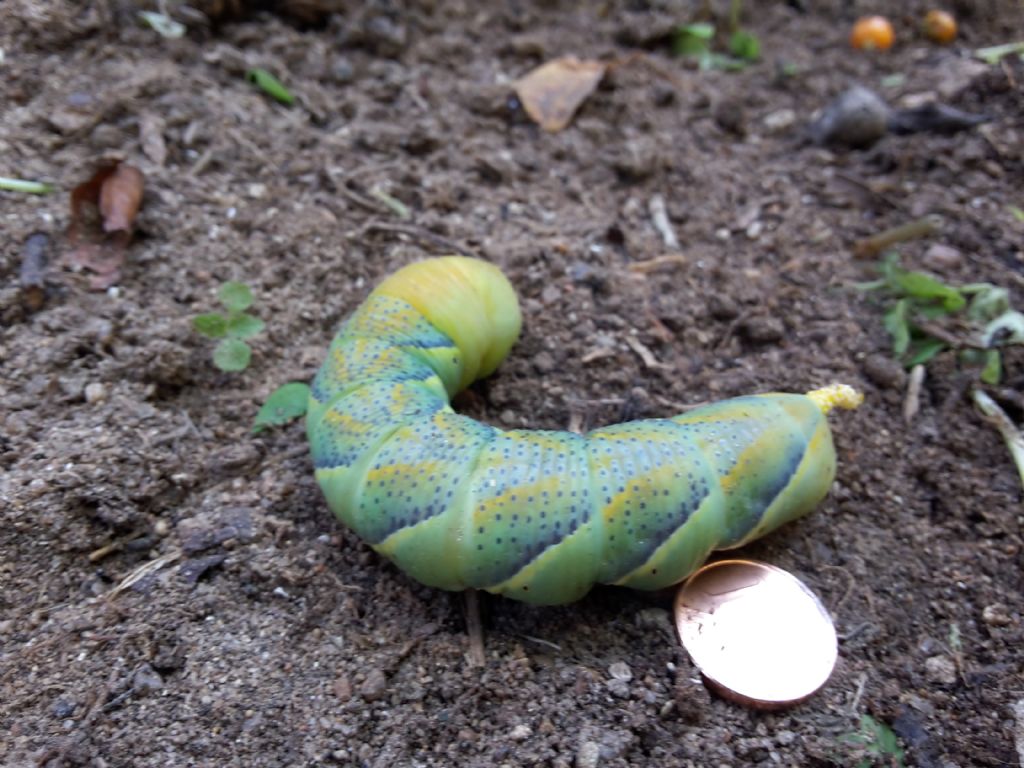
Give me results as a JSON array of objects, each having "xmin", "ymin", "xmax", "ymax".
[
  {"xmin": 729, "ymin": 29, "xmax": 760, "ymax": 61},
  {"xmin": 974, "ymin": 41, "xmax": 1024, "ymax": 66},
  {"xmin": 681, "ymin": 22, "xmax": 715, "ymax": 39},
  {"xmin": 905, "ymin": 337, "xmax": 946, "ymax": 367},
  {"xmin": 981, "ymin": 350, "xmax": 1002, "ymax": 386},
  {"xmin": 193, "ymin": 313, "xmax": 228, "ymax": 338},
  {"xmin": 226, "ymin": 312, "xmax": 265, "ymax": 340},
  {"xmin": 890, "ymin": 270, "xmax": 965, "ymax": 312},
  {"xmin": 219, "ymin": 281, "xmax": 254, "ymax": 313},
  {"xmin": 967, "ymin": 284, "xmax": 1009, "ymax": 322},
  {"xmin": 246, "ymin": 67, "xmax": 296, "ymax": 106},
  {"xmin": 884, "ymin": 299, "xmax": 911, "ymax": 356},
  {"xmin": 253, "ymin": 382, "xmax": 311, "ymax": 432},
  {"xmin": 213, "ymin": 338, "xmax": 252, "ymax": 372},
  {"xmin": 673, "ymin": 23, "xmax": 714, "ymax": 57},
  {"xmin": 1010, "ymin": 205, "xmax": 1024, "ymax": 222},
  {"xmin": 138, "ymin": 10, "xmax": 186, "ymax": 38}
]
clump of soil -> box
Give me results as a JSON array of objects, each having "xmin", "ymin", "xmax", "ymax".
[{"xmin": 2, "ymin": 1, "xmax": 1022, "ymax": 766}]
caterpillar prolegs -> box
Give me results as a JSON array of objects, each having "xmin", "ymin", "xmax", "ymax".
[{"xmin": 307, "ymin": 257, "xmax": 861, "ymax": 605}]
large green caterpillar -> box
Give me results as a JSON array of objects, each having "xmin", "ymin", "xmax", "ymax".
[{"xmin": 307, "ymin": 257, "xmax": 861, "ymax": 605}]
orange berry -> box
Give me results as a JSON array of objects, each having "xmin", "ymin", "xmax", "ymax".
[
  {"xmin": 923, "ymin": 10, "xmax": 957, "ymax": 44},
  {"xmin": 850, "ymin": 15, "xmax": 895, "ymax": 51}
]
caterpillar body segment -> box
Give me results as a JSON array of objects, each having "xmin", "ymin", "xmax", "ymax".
[{"xmin": 308, "ymin": 257, "xmax": 858, "ymax": 605}]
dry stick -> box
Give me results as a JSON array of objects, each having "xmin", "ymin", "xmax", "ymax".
[
  {"xmin": 624, "ymin": 335, "xmax": 671, "ymax": 371},
  {"xmin": 464, "ymin": 589, "xmax": 486, "ymax": 667},
  {"xmin": 853, "ymin": 215, "xmax": 941, "ymax": 259},
  {"xmin": 649, "ymin": 195, "xmax": 680, "ymax": 249},
  {"xmin": 904, "ymin": 364, "xmax": 926, "ymax": 425},
  {"xmin": 848, "ymin": 672, "xmax": 869, "ymax": 716},
  {"xmin": 356, "ymin": 220, "xmax": 475, "ymax": 258},
  {"xmin": 628, "ymin": 254, "xmax": 687, "ymax": 274}
]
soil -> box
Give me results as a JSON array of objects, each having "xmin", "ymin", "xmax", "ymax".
[{"xmin": 2, "ymin": 1, "xmax": 1023, "ymax": 766}]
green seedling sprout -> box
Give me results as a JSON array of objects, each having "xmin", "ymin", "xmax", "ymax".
[
  {"xmin": 975, "ymin": 41, "xmax": 1024, "ymax": 65},
  {"xmin": 193, "ymin": 281, "xmax": 265, "ymax": 372},
  {"xmin": 253, "ymin": 382, "xmax": 311, "ymax": 433},
  {"xmin": 858, "ymin": 254, "xmax": 1022, "ymax": 380},
  {"xmin": 246, "ymin": 68, "xmax": 296, "ymax": 106},
  {"xmin": 841, "ymin": 714, "xmax": 905, "ymax": 768},
  {"xmin": 0, "ymin": 177, "xmax": 55, "ymax": 195},
  {"xmin": 728, "ymin": 29, "xmax": 760, "ymax": 61}
]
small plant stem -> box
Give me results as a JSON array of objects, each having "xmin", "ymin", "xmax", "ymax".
[
  {"xmin": 728, "ymin": 0, "xmax": 742, "ymax": 32},
  {"xmin": 0, "ymin": 177, "xmax": 54, "ymax": 194},
  {"xmin": 853, "ymin": 216, "xmax": 941, "ymax": 259},
  {"xmin": 973, "ymin": 390, "xmax": 1024, "ymax": 490}
]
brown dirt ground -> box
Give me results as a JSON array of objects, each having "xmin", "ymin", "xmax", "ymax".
[{"xmin": 2, "ymin": 1, "xmax": 1024, "ymax": 766}]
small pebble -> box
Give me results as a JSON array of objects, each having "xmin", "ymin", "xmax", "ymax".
[
  {"xmin": 576, "ymin": 741, "xmax": 601, "ymax": 768},
  {"xmin": 332, "ymin": 57, "xmax": 356, "ymax": 84},
  {"xmin": 714, "ymin": 98, "xmax": 747, "ymax": 137},
  {"xmin": 982, "ymin": 603, "xmax": 1012, "ymax": 627},
  {"xmin": 608, "ymin": 662, "xmax": 632, "ymax": 682},
  {"xmin": 810, "ymin": 86, "xmax": 890, "ymax": 148},
  {"xmin": 740, "ymin": 316, "xmax": 785, "ymax": 343},
  {"xmin": 51, "ymin": 698, "xmax": 77, "ymax": 719},
  {"xmin": 922, "ymin": 243, "xmax": 964, "ymax": 272},
  {"xmin": 533, "ymin": 351, "xmax": 556, "ymax": 374},
  {"xmin": 924, "ymin": 655, "xmax": 957, "ymax": 685},
  {"xmin": 708, "ymin": 295, "xmax": 740, "ymax": 321},
  {"xmin": 763, "ymin": 108, "xmax": 797, "ymax": 133},
  {"xmin": 510, "ymin": 724, "xmax": 532, "ymax": 741},
  {"xmin": 333, "ymin": 675, "xmax": 353, "ymax": 701},
  {"xmin": 605, "ymin": 678, "xmax": 630, "ymax": 698},
  {"xmin": 540, "ymin": 284, "xmax": 561, "ymax": 305},
  {"xmin": 132, "ymin": 663, "xmax": 164, "ymax": 695},
  {"xmin": 84, "ymin": 382, "xmax": 107, "ymax": 404},
  {"xmin": 863, "ymin": 354, "xmax": 907, "ymax": 390},
  {"xmin": 360, "ymin": 668, "xmax": 388, "ymax": 701}
]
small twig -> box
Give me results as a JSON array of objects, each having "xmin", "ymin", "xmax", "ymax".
[
  {"xmin": 624, "ymin": 335, "xmax": 671, "ymax": 371},
  {"xmin": 848, "ymin": 672, "xmax": 869, "ymax": 715},
  {"xmin": 648, "ymin": 194, "xmax": 679, "ymax": 249},
  {"xmin": 581, "ymin": 347, "xmax": 617, "ymax": 364},
  {"xmin": 369, "ymin": 185, "xmax": 412, "ymax": 220},
  {"xmin": 106, "ymin": 550, "xmax": 181, "ymax": 598},
  {"xmin": 914, "ymin": 320, "xmax": 986, "ymax": 351},
  {"xmin": 628, "ymin": 254, "xmax": 687, "ymax": 274},
  {"xmin": 464, "ymin": 589, "xmax": 486, "ymax": 667},
  {"xmin": 903, "ymin": 364, "xmax": 926, "ymax": 425},
  {"xmin": 355, "ymin": 220, "xmax": 474, "ymax": 258},
  {"xmin": 519, "ymin": 634, "xmax": 563, "ymax": 652},
  {"xmin": 853, "ymin": 215, "xmax": 941, "ymax": 259},
  {"xmin": 336, "ymin": 184, "xmax": 388, "ymax": 214}
]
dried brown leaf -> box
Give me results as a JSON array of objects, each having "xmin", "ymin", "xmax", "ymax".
[
  {"xmin": 66, "ymin": 161, "xmax": 145, "ymax": 290},
  {"xmin": 513, "ymin": 56, "xmax": 606, "ymax": 133},
  {"xmin": 100, "ymin": 164, "xmax": 145, "ymax": 233}
]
